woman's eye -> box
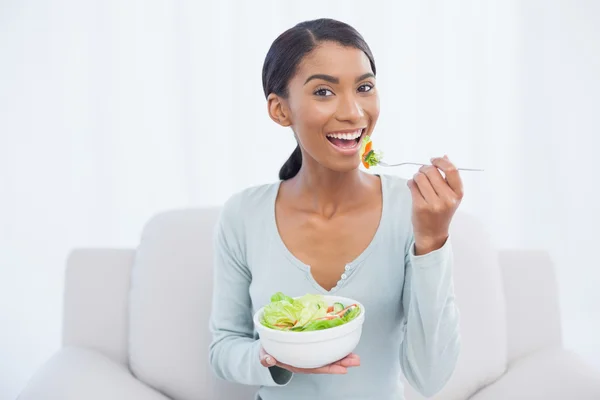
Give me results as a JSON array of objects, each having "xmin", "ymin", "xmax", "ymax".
[
  {"xmin": 314, "ymin": 88, "xmax": 334, "ymax": 97},
  {"xmin": 358, "ymin": 84, "xmax": 374, "ymax": 93}
]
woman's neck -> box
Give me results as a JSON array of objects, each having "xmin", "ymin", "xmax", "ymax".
[{"xmin": 285, "ymin": 164, "xmax": 371, "ymax": 218}]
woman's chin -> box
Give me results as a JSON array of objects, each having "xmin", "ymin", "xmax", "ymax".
[{"xmin": 323, "ymin": 160, "xmax": 363, "ymax": 175}]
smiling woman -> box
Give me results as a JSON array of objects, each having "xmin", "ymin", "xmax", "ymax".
[{"xmin": 208, "ymin": 18, "xmax": 462, "ymax": 400}]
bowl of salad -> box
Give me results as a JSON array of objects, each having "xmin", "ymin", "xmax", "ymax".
[{"xmin": 253, "ymin": 292, "xmax": 366, "ymax": 369}]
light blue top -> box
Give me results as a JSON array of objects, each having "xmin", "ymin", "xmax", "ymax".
[{"xmin": 208, "ymin": 174, "xmax": 461, "ymax": 400}]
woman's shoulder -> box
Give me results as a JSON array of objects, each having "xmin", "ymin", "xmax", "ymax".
[{"xmin": 218, "ymin": 180, "xmax": 280, "ymax": 226}]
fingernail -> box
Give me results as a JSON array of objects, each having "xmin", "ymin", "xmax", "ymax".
[{"xmin": 265, "ymin": 356, "xmax": 275, "ymax": 366}]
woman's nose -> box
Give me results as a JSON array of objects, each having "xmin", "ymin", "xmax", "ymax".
[{"xmin": 336, "ymin": 94, "xmax": 364, "ymax": 122}]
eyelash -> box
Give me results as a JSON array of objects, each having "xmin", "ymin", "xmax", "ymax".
[{"xmin": 313, "ymin": 83, "xmax": 374, "ymax": 97}]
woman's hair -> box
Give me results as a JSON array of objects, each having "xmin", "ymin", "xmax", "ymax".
[{"xmin": 262, "ymin": 18, "xmax": 376, "ymax": 180}]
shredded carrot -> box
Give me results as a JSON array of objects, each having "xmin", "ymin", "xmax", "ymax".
[{"xmin": 362, "ymin": 141, "xmax": 373, "ymax": 168}]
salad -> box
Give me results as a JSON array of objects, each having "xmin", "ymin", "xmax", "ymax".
[
  {"xmin": 260, "ymin": 292, "xmax": 361, "ymax": 332},
  {"xmin": 360, "ymin": 135, "xmax": 383, "ymax": 169}
]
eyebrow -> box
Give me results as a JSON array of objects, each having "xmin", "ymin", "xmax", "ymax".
[{"xmin": 304, "ymin": 72, "xmax": 375, "ymax": 85}]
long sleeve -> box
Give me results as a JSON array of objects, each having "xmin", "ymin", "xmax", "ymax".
[
  {"xmin": 208, "ymin": 195, "xmax": 293, "ymax": 387},
  {"xmin": 399, "ymin": 235, "xmax": 461, "ymax": 397}
]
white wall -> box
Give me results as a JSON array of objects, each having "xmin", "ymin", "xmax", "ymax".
[{"xmin": 1, "ymin": 1, "xmax": 598, "ymax": 399}]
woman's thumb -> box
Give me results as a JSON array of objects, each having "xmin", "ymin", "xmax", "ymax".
[{"xmin": 260, "ymin": 353, "xmax": 276, "ymax": 367}]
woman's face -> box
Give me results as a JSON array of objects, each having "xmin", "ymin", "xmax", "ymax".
[{"xmin": 274, "ymin": 41, "xmax": 380, "ymax": 173}]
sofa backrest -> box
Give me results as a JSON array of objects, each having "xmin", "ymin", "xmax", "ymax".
[
  {"xmin": 497, "ymin": 250, "xmax": 562, "ymax": 364},
  {"xmin": 128, "ymin": 208, "xmax": 256, "ymax": 400},
  {"xmin": 127, "ymin": 207, "xmax": 508, "ymax": 400}
]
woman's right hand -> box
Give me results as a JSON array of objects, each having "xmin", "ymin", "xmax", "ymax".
[{"xmin": 259, "ymin": 346, "xmax": 360, "ymax": 374}]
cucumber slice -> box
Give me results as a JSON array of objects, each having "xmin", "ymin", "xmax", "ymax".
[{"xmin": 333, "ymin": 302, "xmax": 344, "ymax": 313}]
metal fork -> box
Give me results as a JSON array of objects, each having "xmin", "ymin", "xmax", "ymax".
[{"xmin": 378, "ymin": 161, "xmax": 485, "ymax": 172}]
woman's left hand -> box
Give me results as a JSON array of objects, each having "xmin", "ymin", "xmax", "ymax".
[{"xmin": 407, "ymin": 155, "xmax": 464, "ymax": 255}]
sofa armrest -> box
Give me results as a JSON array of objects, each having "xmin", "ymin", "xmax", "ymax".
[
  {"xmin": 498, "ymin": 250, "xmax": 562, "ymax": 364},
  {"xmin": 17, "ymin": 347, "xmax": 170, "ymax": 400},
  {"xmin": 469, "ymin": 348, "xmax": 600, "ymax": 400},
  {"xmin": 63, "ymin": 248, "xmax": 135, "ymax": 366}
]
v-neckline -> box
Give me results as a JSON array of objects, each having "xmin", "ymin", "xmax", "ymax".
[{"xmin": 269, "ymin": 174, "xmax": 388, "ymax": 294}]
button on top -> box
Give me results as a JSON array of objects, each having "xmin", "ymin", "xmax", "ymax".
[
  {"xmin": 341, "ymin": 273, "xmax": 348, "ymax": 280},
  {"xmin": 345, "ymin": 265, "xmax": 352, "ymax": 271}
]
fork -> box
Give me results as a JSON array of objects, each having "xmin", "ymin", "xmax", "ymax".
[{"xmin": 377, "ymin": 161, "xmax": 485, "ymax": 172}]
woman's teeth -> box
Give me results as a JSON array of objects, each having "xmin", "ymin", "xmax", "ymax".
[
  {"xmin": 325, "ymin": 129, "xmax": 364, "ymax": 150},
  {"xmin": 325, "ymin": 129, "xmax": 363, "ymax": 141}
]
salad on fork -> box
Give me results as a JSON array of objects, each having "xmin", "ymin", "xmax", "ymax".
[{"xmin": 359, "ymin": 136, "xmax": 484, "ymax": 172}]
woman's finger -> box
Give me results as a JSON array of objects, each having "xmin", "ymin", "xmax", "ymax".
[
  {"xmin": 312, "ymin": 353, "xmax": 360, "ymax": 373},
  {"xmin": 278, "ymin": 361, "xmax": 348, "ymax": 374},
  {"xmin": 336, "ymin": 354, "xmax": 361, "ymax": 367},
  {"xmin": 412, "ymin": 172, "xmax": 438, "ymax": 204},
  {"xmin": 340, "ymin": 353, "xmax": 360, "ymax": 361},
  {"xmin": 407, "ymin": 179, "xmax": 426, "ymax": 206},
  {"xmin": 317, "ymin": 364, "xmax": 348, "ymax": 374},
  {"xmin": 430, "ymin": 156, "xmax": 464, "ymax": 199},
  {"xmin": 419, "ymin": 165, "xmax": 455, "ymax": 203}
]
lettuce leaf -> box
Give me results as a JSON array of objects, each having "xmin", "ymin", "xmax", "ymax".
[
  {"xmin": 294, "ymin": 294, "xmax": 328, "ymax": 326},
  {"xmin": 261, "ymin": 294, "xmax": 303, "ymax": 329},
  {"xmin": 296, "ymin": 317, "xmax": 345, "ymax": 331},
  {"xmin": 270, "ymin": 292, "xmax": 295, "ymax": 303}
]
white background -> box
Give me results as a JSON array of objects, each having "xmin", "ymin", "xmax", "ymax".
[{"xmin": 1, "ymin": 0, "xmax": 599, "ymax": 399}]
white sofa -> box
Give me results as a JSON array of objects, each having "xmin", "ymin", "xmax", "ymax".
[{"xmin": 17, "ymin": 208, "xmax": 600, "ymax": 400}]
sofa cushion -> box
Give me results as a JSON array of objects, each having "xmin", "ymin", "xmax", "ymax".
[
  {"xmin": 128, "ymin": 208, "xmax": 257, "ymax": 400},
  {"xmin": 470, "ymin": 348, "xmax": 600, "ymax": 400},
  {"xmin": 404, "ymin": 212, "xmax": 508, "ymax": 400},
  {"xmin": 18, "ymin": 346, "xmax": 169, "ymax": 400}
]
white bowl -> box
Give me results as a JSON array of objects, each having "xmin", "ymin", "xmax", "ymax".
[{"xmin": 253, "ymin": 295, "xmax": 366, "ymax": 369}]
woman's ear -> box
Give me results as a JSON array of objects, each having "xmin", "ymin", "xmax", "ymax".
[{"xmin": 267, "ymin": 93, "xmax": 291, "ymax": 127}]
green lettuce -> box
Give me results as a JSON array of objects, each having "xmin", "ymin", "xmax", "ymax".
[
  {"xmin": 296, "ymin": 317, "xmax": 345, "ymax": 331},
  {"xmin": 261, "ymin": 293, "xmax": 304, "ymax": 329},
  {"xmin": 260, "ymin": 292, "xmax": 361, "ymax": 332},
  {"xmin": 269, "ymin": 292, "xmax": 294, "ymax": 303}
]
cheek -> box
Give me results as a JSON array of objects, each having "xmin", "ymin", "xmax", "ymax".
[
  {"xmin": 363, "ymin": 95, "xmax": 380, "ymax": 121},
  {"xmin": 295, "ymin": 100, "xmax": 335, "ymax": 130}
]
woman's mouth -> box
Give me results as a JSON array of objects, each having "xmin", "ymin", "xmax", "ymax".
[{"xmin": 325, "ymin": 128, "xmax": 365, "ymax": 151}]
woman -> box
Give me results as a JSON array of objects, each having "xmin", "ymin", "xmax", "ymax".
[{"xmin": 209, "ymin": 18, "xmax": 461, "ymax": 400}]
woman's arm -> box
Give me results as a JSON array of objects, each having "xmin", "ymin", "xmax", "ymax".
[
  {"xmin": 398, "ymin": 155, "xmax": 464, "ymax": 396},
  {"xmin": 399, "ymin": 236, "xmax": 461, "ymax": 397},
  {"xmin": 208, "ymin": 195, "xmax": 293, "ymax": 386}
]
